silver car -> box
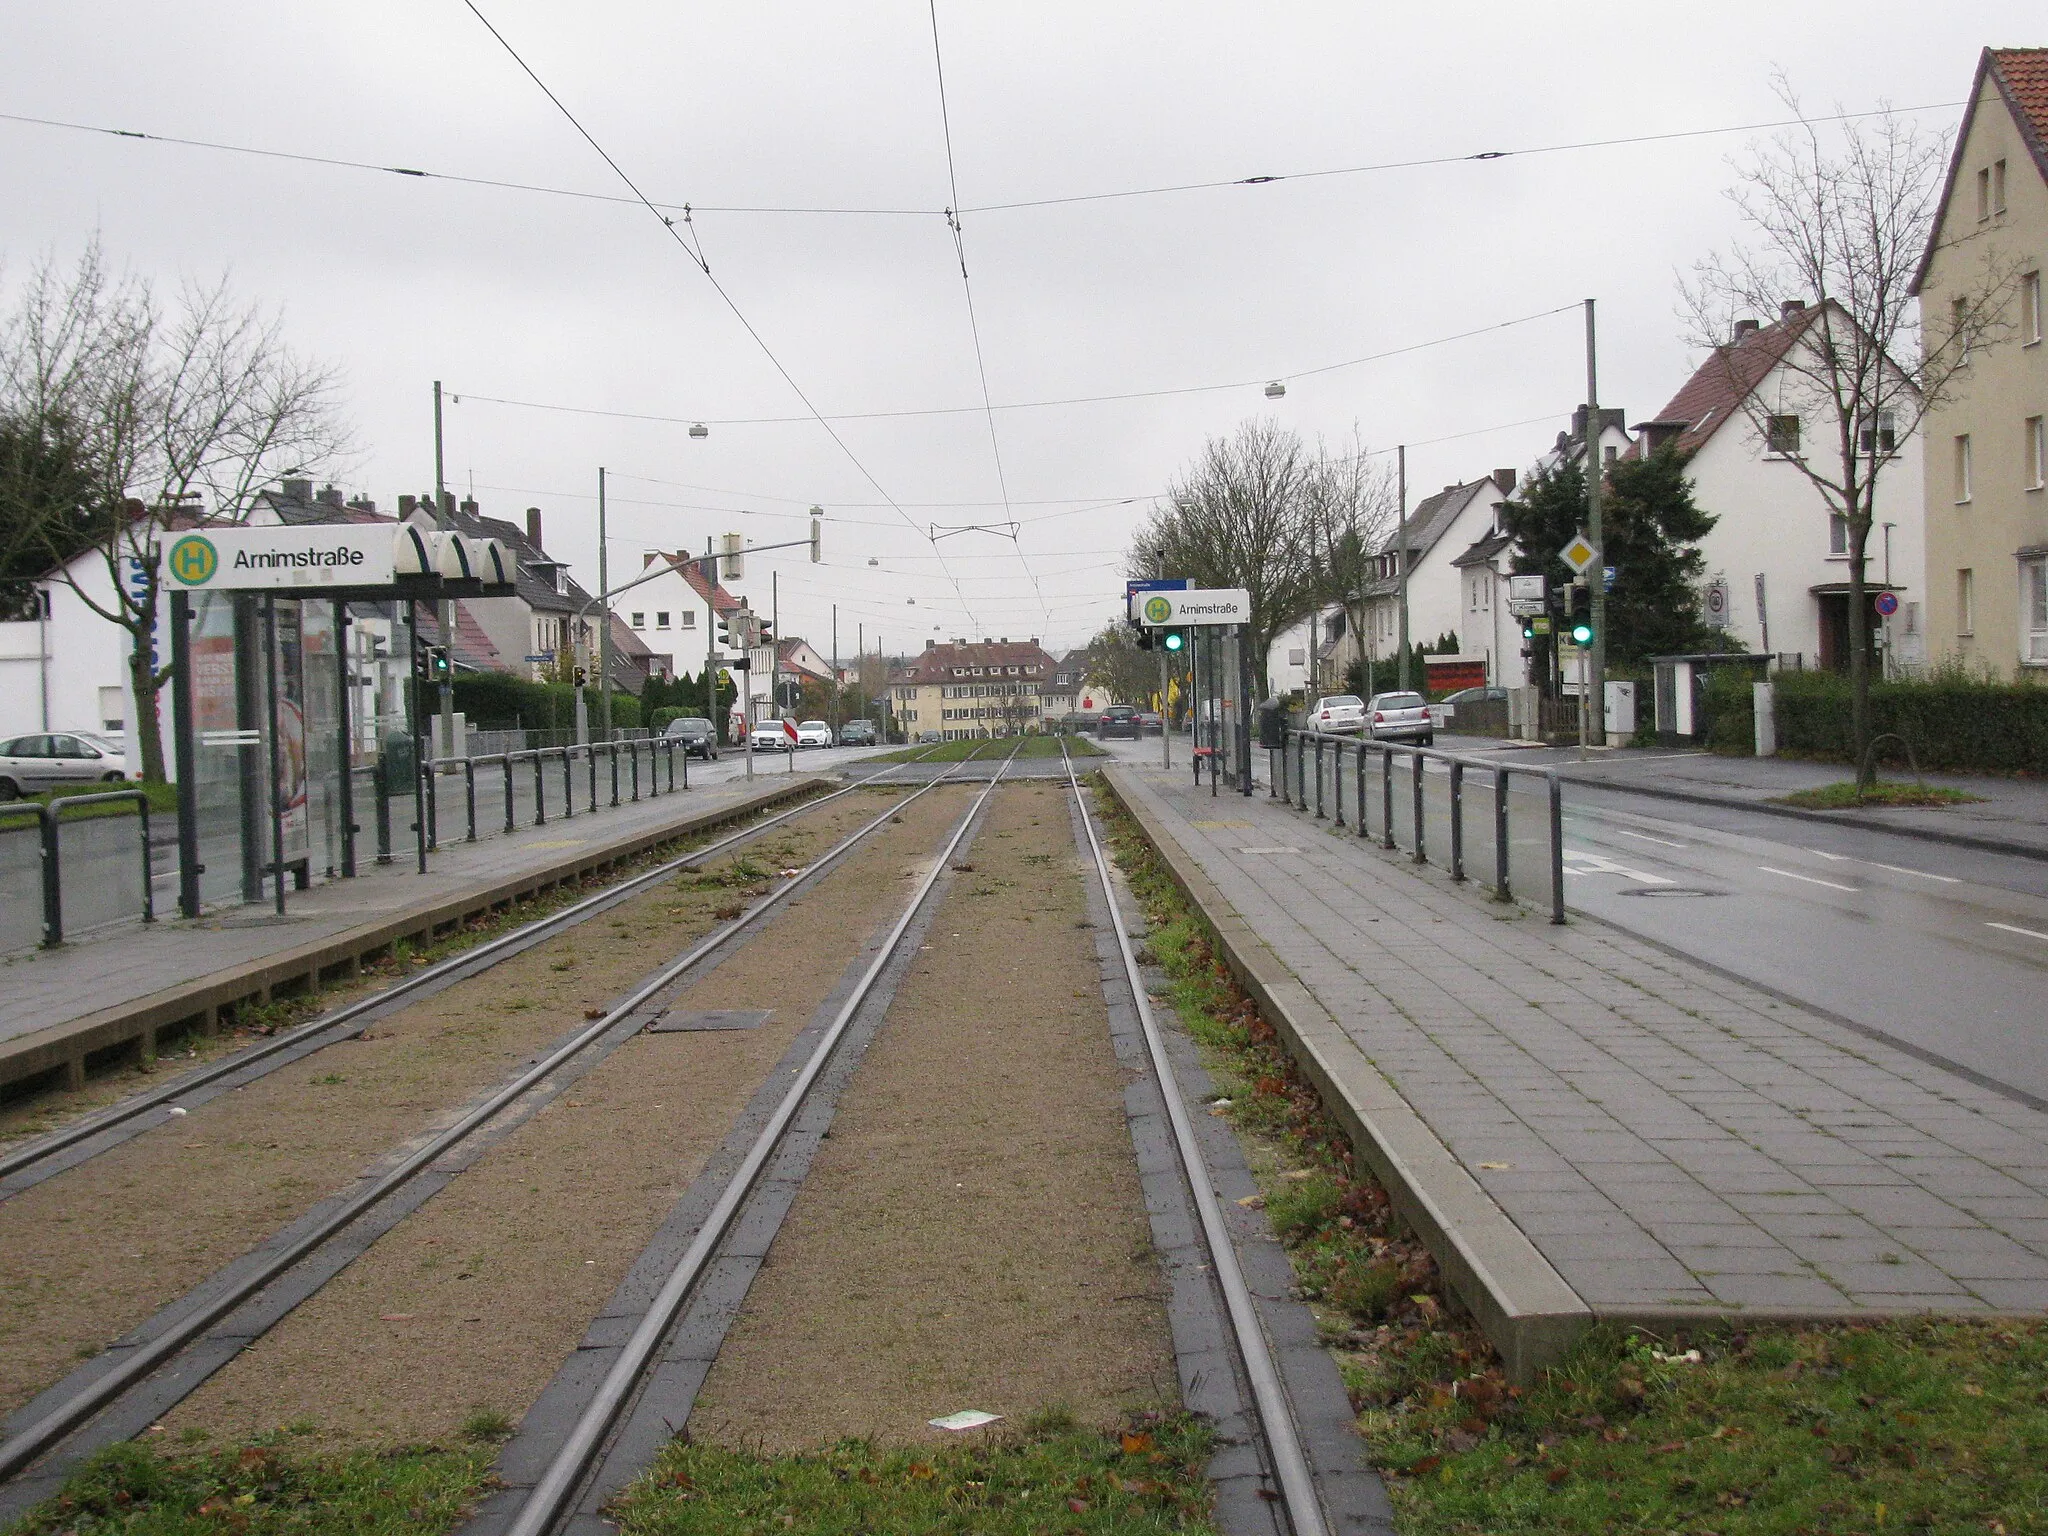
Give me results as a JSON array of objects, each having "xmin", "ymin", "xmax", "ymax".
[
  {"xmin": 1307, "ymin": 694, "xmax": 1365, "ymax": 734},
  {"xmin": 1364, "ymin": 692, "xmax": 1433, "ymax": 745},
  {"xmin": 0, "ymin": 732, "xmax": 134, "ymax": 798}
]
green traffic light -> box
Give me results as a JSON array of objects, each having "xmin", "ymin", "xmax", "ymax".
[
  {"xmin": 1571, "ymin": 622, "xmax": 1593, "ymax": 645},
  {"xmin": 1163, "ymin": 630, "xmax": 1185, "ymax": 651}
]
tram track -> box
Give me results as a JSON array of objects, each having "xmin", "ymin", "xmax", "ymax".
[
  {"xmin": 0, "ymin": 747, "xmax": 944, "ymax": 1198},
  {"xmin": 0, "ymin": 743, "xmax": 1006, "ymax": 1499}
]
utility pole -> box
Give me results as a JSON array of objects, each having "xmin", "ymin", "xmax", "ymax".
[
  {"xmin": 771, "ymin": 569, "xmax": 779, "ymax": 716},
  {"xmin": 1585, "ymin": 298, "xmax": 1607, "ymax": 746},
  {"xmin": 597, "ymin": 467, "xmax": 613, "ymax": 741},
  {"xmin": 831, "ymin": 604, "xmax": 839, "ymax": 733},
  {"xmin": 433, "ymin": 381, "xmax": 453, "ymax": 758},
  {"xmin": 703, "ymin": 537, "xmax": 718, "ymax": 743},
  {"xmin": 1156, "ymin": 555, "xmax": 1171, "ymax": 771},
  {"xmin": 1396, "ymin": 444, "xmax": 1410, "ymax": 691}
]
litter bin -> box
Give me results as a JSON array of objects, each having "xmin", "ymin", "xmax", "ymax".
[{"xmin": 1257, "ymin": 698, "xmax": 1286, "ymax": 749}]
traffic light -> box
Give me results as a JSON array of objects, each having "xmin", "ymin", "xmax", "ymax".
[
  {"xmin": 1135, "ymin": 622, "xmax": 1155, "ymax": 651},
  {"xmin": 1161, "ymin": 628, "xmax": 1186, "ymax": 653},
  {"xmin": 756, "ymin": 615, "xmax": 775, "ymax": 648},
  {"xmin": 1568, "ymin": 584, "xmax": 1594, "ymax": 647},
  {"xmin": 809, "ymin": 512, "xmax": 823, "ymax": 564},
  {"xmin": 429, "ymin": 646, "xmax": 451, "ymax": 683},
  {"xmin": 574, "ymin": 665, "xmax": 588, "ymax": 687},
  {"xmin": 716, "ymin": 608, "xmax": 740, "ymax": 651}
]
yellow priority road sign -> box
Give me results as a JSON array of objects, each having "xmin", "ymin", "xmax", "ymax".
[{"xmin": 1558, "ymin": 531, "xmax": 1598, "ymax": 574}]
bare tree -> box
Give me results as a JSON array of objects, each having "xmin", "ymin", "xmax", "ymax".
[
  {"xmin": 1131, "ymin": 418, "xmax": 1322, "ymax": 696},
  {"xmin": 1301, "ymin": 431, "xmax": 1399, "ymax": 693},
  {"xmin": 1082, "ymin": 618, "xmax": 1165, "ymax": 713},
  {"xmin": 1, "ymin": 241, "xmax": 350, "ymax": 780},
  {"xmin": 1684, "ymin": 81, "xmax": 2019, "ymax": 785}
]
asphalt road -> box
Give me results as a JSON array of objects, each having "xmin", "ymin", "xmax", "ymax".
[{"xmin": 1090, "ymin": 733, "xmax": 2048, "ymax": 1107}]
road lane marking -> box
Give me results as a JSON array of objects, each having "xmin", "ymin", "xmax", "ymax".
[
  {"xmin": 1758, "ymin": 865, "xmax": 1858, "ymax": 892},
  {"xmin": 1806, "ymin": 847, "xmax": 1960, "ymax": 883},
  {"xmin": 1986, "ymin": 921, "xmax": 2048, "ymax": 943},
  {"xmin": 1563, "ymin": 851, "xmax": 1675, "ymax": 885},
  {"xmin": 1613, "ymin": 829, "xmax": 1686, "ymax": 847}
]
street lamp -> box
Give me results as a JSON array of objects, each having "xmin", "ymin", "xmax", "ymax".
[{"xmin": 688, "ymin": 422, "xmax": 709, "ymax": 439}]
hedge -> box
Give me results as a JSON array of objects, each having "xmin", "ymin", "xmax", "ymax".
[
  {"xmin": 451, "ymin": 674, "xmax": 640, "ymax": 733},
  {"xmin": 1754, "ymin": 670, "xmax": 2048, "ymax": 775}
]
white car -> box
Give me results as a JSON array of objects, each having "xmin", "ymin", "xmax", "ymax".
[
  {"xmin": 1307, "ymin": 694, "xmax": 1366, "ymax": 734},
  {"xmin": 747, "ymin": 724, "xmax": 796, "ymax": 752},
  {"xmin": 794, "ymin": 719, "xmax": 833, "ymax": 748},
  {"xmin": 0, "ymin": 732, "xmax": 135, "ymax": 799}
]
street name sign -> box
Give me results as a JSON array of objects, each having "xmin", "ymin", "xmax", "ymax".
[
  {"xmin": 1129, "ymin": 586, "xmax": 1250, "ymax": 626},
  {"xmin": 1558, "ymin": 532, "xmax": 1598, "ymax": 575},
  {"xmin": 162, "ymin": 525, "xmax": 395, "ymax": 591}
]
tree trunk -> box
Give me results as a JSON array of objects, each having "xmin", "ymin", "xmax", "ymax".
[
  {"xmin": 1847, "ymin": 517, "xmax": 1872, "ymax": 792},
  {"xmin": 126, "ymin": 619, "xmax": 168, "ymax": 783}
]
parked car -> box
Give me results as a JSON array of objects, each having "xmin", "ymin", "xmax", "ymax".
[
  {"xmin": 1364, "ymin": 691, "xmax": 1433, "ymax": 745},
  {"xmin": 1096, "ymin": 705, "xmax": 1142, "ymax": 740},
  {"xmin": 916, "ymin": 730, "xmax": 943, "ymax": 744},
  {"xmin": 0, "ymin": 732, "xmax": 134, "ymax": 798},
  {"xmin": 661, "ymin": 716, "xmax": 720, "ymax": 760},
  {"xmin": 1059, "ymin": 712, "xmax": 1090, "ymax": 734},
  {"xmin": 1136, "ymin": 711, "xmax": 1164, "ymax": 735},
  {"xmin": 1307, "ymin": 694, "xmax": 1366, "ymax": 734},
  {"xmin": 747, "ymin": 720, "xmax": 796, "ymax": 752},
  {"xmin": 838, "ymin": 718, "xmax": 878, "ymax": 746},
  {"xmin": 1437, "ymin": 686, "xmax": 1506, "ymax": 710},
  {"xmin": 795, "ymin": 719, "xmax": 833, "ymax": 748}
]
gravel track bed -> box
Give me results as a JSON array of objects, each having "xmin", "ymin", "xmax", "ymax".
[
  {"xmin": 157, "ymin": 786, "xmax": 972, "ymax": 1451},
  {"xmin": 688, "ymin": 780, "xmax": 1177, "ymax": 1451},
  {"xmin": 0, "ymin": 788, "xmax": 902, "ymax": 1423}
]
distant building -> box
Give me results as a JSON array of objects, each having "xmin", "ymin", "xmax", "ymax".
[
  {"xmin": 890, "ymin": 637, "xmax": 1060, "ymax": 738},
  {"xmin": 1356, "ymin": 471, "xmax": 1516, "ymax": 685}
]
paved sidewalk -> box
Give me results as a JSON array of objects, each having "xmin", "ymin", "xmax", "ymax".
[
  {"xmin": 0, "ymin": 772, "xmax": 826, "ymax": 1050},
  {"xmin": 1107, "ymin": 762, "xmax": 2048, "ymax": 1352},
  {"xmin": 1435, "ymin": 734, "xmax": 2048, "ymax": 858}
]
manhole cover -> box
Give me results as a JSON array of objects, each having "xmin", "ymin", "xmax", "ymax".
[
  {"xmin": 644, "ymin": 1008, "xmax": 773, "ymax": 1033},
  {"xmin": 1620, "ymin": 886, "xmax": 1725, "ymax": 899}
]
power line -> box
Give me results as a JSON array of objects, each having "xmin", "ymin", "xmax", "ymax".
[
  {"xmin": 0, "ymin": 97, "xmax": 1965, "ymax": 220},
  {"xmin": 455, "ymin": 0, "xmax": 985, "ymax": 628},
  {"xmin": 450, "ymin": 301, "xmax": 1578, "ymax": 430},
  {"xmin": 926, "ymin": 0, "xmax": 1044, "ymax": 628}
]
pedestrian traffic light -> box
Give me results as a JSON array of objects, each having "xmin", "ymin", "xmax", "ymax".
[
  {"xmin": 1568, "ymin": 585, "xmax": 1594, "ymax": 647},
  {"xmin": 427, "ymin": 646, "xmax": 451, "ymax": 683},
  {"xmin": 1162, "ymin": 628, "xmax": 1186, "ymax": 653}
]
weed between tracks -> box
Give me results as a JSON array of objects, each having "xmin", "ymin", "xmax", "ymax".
[
  {"xmin": 1093, "ymin": 780, "xmax": 2048, "ymax": 1536},
  {"xmin": 871, "ymin": 733, "xmax": 1104, "ymax": 763},
  {"xmin": 606, "ymin": 1413, "xmax": 1216, "ymax": 1535}
]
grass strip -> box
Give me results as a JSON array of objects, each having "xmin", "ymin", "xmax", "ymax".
[
  {"xmin": 1777, "ymin": 780, "xmax": 1984, "ymax": 810},
  {"xmin": 1, "ymin": 1437, "xmax": 494, "ymax": 1535},
  {"xmin": 872, "ymin": 734, "xmax": 1103, "ymax": 762},
  {"xmin": 1094, "ymin": 777, "xmax": 2048, "ymax": 1536},
  {"xmin": 606, "ymin": 1411, "xmax": 1216, "ymax": 1535}
]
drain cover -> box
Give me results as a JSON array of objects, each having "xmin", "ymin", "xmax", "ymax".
[
  {"xmin": 644, "ymin": 1008, "xmax": 773, "ymax": 1033},
  {"xmin": 1620, "ymin": 886, "xmax": 1725, "ymax": 899}
]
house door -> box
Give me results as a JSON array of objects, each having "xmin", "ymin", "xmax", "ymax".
[{"xmin": 1816, "ymin": 592, "xmax": 1883, "ymax": 672}]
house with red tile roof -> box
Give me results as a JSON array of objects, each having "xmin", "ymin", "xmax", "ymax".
[
  {"xmin": 1630, "ymin": 300, "xmax": 1924, "ymax": 671},
  {"xmin": 1912, "ymin": 47, "xmax": 2048, "ymax": 674},
  {"xmin": 889, "ymin": 637, "xmax": 1060, "ymax": 739}
]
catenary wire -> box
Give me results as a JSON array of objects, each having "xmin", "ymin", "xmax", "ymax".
[{"xmin": 454, "ymin": 0, "xmax": 986, "ymax": 629}]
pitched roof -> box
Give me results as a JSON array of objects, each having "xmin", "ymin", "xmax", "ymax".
[
  {"xmin": 1912, "ymin": 47, "xmax": 2048, "ymax": 295},
  {"xmin": 1449, "ymin": 529, "xmax": 1514, "ymax": 569},
  {"xmin": 640, "ymin": 552, "xmax": 743, "ymax": 615},
  {"xmin": 1377, "ymin": 478, "xmax": 1495, "ymax": 560},
  {"xmin": 448, "ymin": 601, "xmax": 506, "ymax": 673},
  {"xmin": 1638, "ymin": 306, "xmax": 1819, "ymax": 457},
  {"xmin": 897, "ymin": 638, "xmax": 1059, "ymax": 685}
]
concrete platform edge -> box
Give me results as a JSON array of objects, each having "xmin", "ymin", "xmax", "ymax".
[
  {"xmin": 1100, "ymin": 766, "xmax": 1592, "ymax": 1384},
  {"xmin": 0, "ymin": 777, "xmax": 831, "ymax": 1094}
]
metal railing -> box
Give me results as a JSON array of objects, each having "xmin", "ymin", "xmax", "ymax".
[
  {"xmin": 424, "ymin": 736, "xmax": 687, "ymax": 847},
  {"xmin": 1276, "ymin": 728, "xmax": 1565, "ymax": 924},
  {"xmin": 0, "ymin": 789, "xmax": 158, "ymax": 948}
]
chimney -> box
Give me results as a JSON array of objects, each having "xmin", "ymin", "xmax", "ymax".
[
  {"xmin": 1492, "ymin": 467, "xmax": 1516, "ymax": 496},
  {"xmin": 1733, "ymin": 318, "xmax": 1761, "ymax": 341},
  {"xmin": 315, "ymin": 483, "xmax": 344, "ymax": 508},
  {"xmin": 526, "ymin": 507, "xmax": 543, "ymax": 548},
  {"xmin": 281, "ymin": 477, "xmax": 313, "ymax": 503},
  {"xmin": 398, "ymin": 495, "xmax": 418, "ymax": 518},
  {"xmin": 1779, "ymin": 298, "xmax": 1807, "ymax": 320},
  {"xmin": 460, "ymin": 496, "xmax": 479, "ymax": 516},
  {"xmin": 345, "ymin": 495, "xmax": 377, "ymax": 515},
  {"xmin": 983, "ymin": 636, "xmax": 994, "ymax": 645},
  {"xmin": 925, "ymin": 638, "xmax": 935, "ymax": 649}
]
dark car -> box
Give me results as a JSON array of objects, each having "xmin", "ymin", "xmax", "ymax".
[
  {"xmin": 838, "ymin": 718, "xmax": 879, "ymax": 747},
  {"xmin": 662, "ymin": 716, "xmax": 720, "ymax": 760},
  {"xmin": 1096, "ymin": 705, "xmax": 1142, "ymax": 740},
  {"xmin": 1136, "ymin": 711, "xmax": 1164, "ymax": 735}
]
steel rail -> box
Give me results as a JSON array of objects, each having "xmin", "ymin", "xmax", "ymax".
[
  {"xmin": 0, "ymin": 749, "xmax": 940, "ymax": 1187},
  {"xmin": 500, "ymin": 740, "xmax": 1023, "ymax": 1536},
  {"xmin": 1059, "ymin": 743, "xmax": 1331, "ymax": 1536},
  {"xmin": 0, "ymin": 750, "xmax": 971, "ymax": 1485}
]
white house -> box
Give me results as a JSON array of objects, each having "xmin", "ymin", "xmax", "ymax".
[
  {"xmin": 1633, "ymin": 301, "xmax": 1926, "ymax": 671},
  {"xmin": 0, "ymin": 544, "xmax": 142, "ymax": 744},
  {"xmin": 1357, "ymin": 470, "xmax": 1516, "ymax": 681}
]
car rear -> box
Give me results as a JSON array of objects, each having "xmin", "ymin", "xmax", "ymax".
[
  {"xmin": 1097, "ymin": 706, "xmax": 1141, "ymax": 740},
  {"xmin": 1310, "ymin": 695, "xmax": 1365, "ymax": 734},
  {"xmin": 1365, "ymin": 692, "xmax": 1433, "ymax": 744}
]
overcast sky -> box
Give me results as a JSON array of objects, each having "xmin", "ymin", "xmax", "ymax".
[{"xmin": 4, "ymin": 2, "xmax": 2034, "ymax": 656}]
